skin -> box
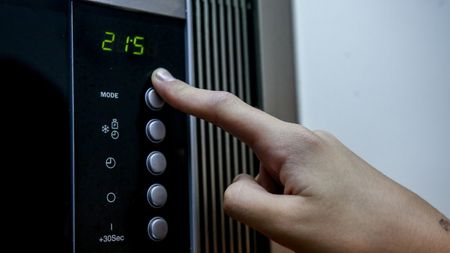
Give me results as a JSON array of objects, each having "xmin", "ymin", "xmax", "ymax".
[{"xmin": 151, "ymin": 68, "xmax": 450, "ymax": 253}]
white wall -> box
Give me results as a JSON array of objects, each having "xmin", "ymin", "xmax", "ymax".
[{"xmin": 293, "ymin": 0, "xmax": 450, "ymax": 216}]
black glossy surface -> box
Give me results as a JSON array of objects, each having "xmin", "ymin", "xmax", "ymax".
[{"xmin": 0, "ymin": 0, "xmax": 71, "ymax": 251}]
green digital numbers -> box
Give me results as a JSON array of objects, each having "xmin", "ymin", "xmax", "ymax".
[
  {"xmin": 133, "ymin": 36, "xmax": 144, "ymax": 55},
  {"xmin": 101, "ymin": 32, "xmax": 115, "ymax": 51},
  {"xmin": 102, "ymin": 31, "xmax": 145, "ymax": 56},
  {"xmin": 124, "ymin": 36, "xmax": 131, "ymax": 53}
]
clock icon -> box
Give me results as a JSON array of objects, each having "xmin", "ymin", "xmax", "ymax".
[
  {"xmin": 105, "ymin": 157, "xmax": 116, "ymax": 169},
  {"xmin": 111, "ymin": 130, "xmax": 119, "ymax": 140}
]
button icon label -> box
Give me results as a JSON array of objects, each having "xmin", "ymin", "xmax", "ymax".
[
  {"xmin": 102, "ymin": 125, "xmax": 110, "ymax": 134},
  {"xmin": 101, "ymin": 119, "xmax": 120, "ymax": 140},
  {"xmin": 111, "ymin": 118, "xmax": 119, "ymax": 129},
  {"xmin": 105, "ymin": 157, "xmax": 116, "ymax": 169},
  {"xmin": 106, "ymin": 192, "xmax": 116, "ymax": 203},
  {"xmin": 111, "ymin": 130, "xmax": 119, "ymax": 140},
  {"xmin": 98, "ymin": 234, "xmax": 125, "ymax": 243},
  {"xmin": 100, "ymin": 91, "xmax": 119, "ymax": 99}
]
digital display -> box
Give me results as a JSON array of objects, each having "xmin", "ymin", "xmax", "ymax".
[
  {"xmin": 73, "ymin": 1, "xmax": 186, "ymax": 68},
  {"xmin": 101, "ymin": 31, "xmax": 145, "ymax": 55}
]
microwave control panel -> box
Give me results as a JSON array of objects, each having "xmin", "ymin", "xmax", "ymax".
[{"xmin": 73, "ymin": 1, "xmax": 189, "ymax": 252}]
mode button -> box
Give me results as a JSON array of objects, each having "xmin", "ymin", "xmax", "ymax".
[{"xmin": 145, "ymin": 88, "xmax": 164, "ymax": 110}]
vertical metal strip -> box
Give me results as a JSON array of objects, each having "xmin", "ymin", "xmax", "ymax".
[
  {"xmin": 211, "ymin": 0, "xmax": 227, "ymax": 252},
  {"xmin": 214, "ymin": 3, "xmax": 229, "ymax": 249},
  {"xmin": 224, "ymin": 127, "xmax": 234, "ymax": 253},
  {"xmin": 225, "ymin": 1, "xmax": 242, "ymax": 253},
  {"xmin": 233, "ymin": 0, "xmax": 248, "ymax": 178},
  {"xmin": 233, "ymin": 0, "xmax": 251, "ymax": 252},
  {"xmin": 69, "ymin": 2, "xmax": 76, "ymax": 252},
  {"xmin": 186, "ymin": 0, "xmax": 200, "ymax": 252},
  {"xmin": 240, "ymin": 0, "xmax": 255, "ymax": 180},
  {"xmin": 234, "ymin": 0, "xmax": 244, "ymax": 101},
  {"xmin": 203, "ymin": 0, "xmax": 219, "ymax": 252},
  {"xmin": 226, "ymin": 0, "xmax": 236, "ymax": 95},
  {"xmin": 219, "ymin": 1, "xmax": 235, "ymax": 252},
  {"xmin": 238, "ymin": 1, "xmax": 253, "ymax": 252},
  {"xmin": 241, "ymin": 0, "xmax": 251, "ymax": 106},
  {"xmin": 228, "ymin": 1, "xmax": 243, "ymax": 253},
  {"xmin": 195, "ymin": 1, "xmax": 210, "ymax": 252}
]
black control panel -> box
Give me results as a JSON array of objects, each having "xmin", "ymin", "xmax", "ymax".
[{"xmin": 73, "ymin": 1, "xmax": 189, "ymax": 252}]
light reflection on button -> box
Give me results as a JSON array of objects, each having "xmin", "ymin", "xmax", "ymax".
[
  {"xmin": 147, "ymin": 184, "xmax": 168, "ymax": 208},
  {"xmin": 145, "ymin": 119, "xmax": 166, "ymax": 143},
  {"xmin": 147, "ymin": 217, "xmax": 168, "ymax": 241},
  {"xmin": 146, "ymin": 151, "xmax": 167, "ymax": 175},
  {"xmin": 145, "ymin": 88, "xmax": 165, "ymax": 110}
]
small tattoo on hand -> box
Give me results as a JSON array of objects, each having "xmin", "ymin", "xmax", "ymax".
[{"xmin": 439, "ymin": 218, "xmax": 450, "ymax": 232}]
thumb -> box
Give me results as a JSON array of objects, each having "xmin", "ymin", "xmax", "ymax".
[{"xmin": 224, "ymin": 174, "xmax": 304, "ymax": 238}]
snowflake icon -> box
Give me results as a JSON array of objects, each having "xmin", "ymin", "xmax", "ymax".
[{"xmin": 102, "ymin": 125, "xmax": 110, "ymax": 133}]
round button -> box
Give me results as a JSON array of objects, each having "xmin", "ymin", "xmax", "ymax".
[
  {"xmin": 146, "ymin": 119, "xmax": 166, "ymax": 143},
  {"xmin": 147, "ymin": 184, "xmax": 168, "ymax": 208},
  {"xmin": 146, "ymin": 151, "xmax": 167, "ymax": 175},
  {"xmin": 145, "ymin": 88, "xmax": 165, "ymax": 110},
  {"xmin": 147, "ymin": 217, "xmax": 168, "ymax": 241}
]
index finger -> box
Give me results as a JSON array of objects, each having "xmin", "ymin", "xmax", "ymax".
[{"xmin": 151, "ymin": 68, "xmax": 284, "ymax": 150}]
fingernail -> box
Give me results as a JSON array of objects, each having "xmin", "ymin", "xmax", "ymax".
[{"xmin": 153, "ymin": 68, "xmax": 175, "ymax": 83}]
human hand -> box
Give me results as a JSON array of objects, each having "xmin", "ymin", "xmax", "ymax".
[{"xmin": 151, "ymin": 68, "xmax": 450, "ymax": 253}]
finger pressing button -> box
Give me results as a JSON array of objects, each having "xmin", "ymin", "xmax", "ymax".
[{"xmin": 145, "ymin": 88, "xmax": 165, "ymax": 110}]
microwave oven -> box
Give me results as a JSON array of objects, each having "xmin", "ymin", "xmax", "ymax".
[{"xmin": 0, "ymin": 0, "xmax": 296, "ymax": 252}]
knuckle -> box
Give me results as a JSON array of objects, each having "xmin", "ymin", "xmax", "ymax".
[
  {"xmin": 255, "ymin": 123, "xmax": 324, "ymax": 166},
  {"xmin": 223, "ymin": 177, "xmax": 246, "ymax": 215},
  {"xmin": 168, "ymin": 80, "xmax": 189, "ymax": 97},
  {"xmin": 211, "ymin": 91, "xmax": 237, "ymax": 108},
  {"xmin": 209, "ymin": 91, "xmax": 238, "ymax": 125},
  {"xmin": 313, "ymin": 129, "xmax": 336, "ymax": 141},
  {"xmin": 223, "ymin": 187, "xmax": 238, "ymax": 215},
  {"xmin": 290, "ymin": 125, "xmax": 323, "ymax": 149}
]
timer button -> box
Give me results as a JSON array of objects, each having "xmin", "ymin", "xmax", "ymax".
[
  {"xmin": 146, "ymin": 151, "xmax": 167, "ymax": 175},
  {"xmin": 147, "ymin": 184, "xmax": 168, "ymax": 208},
  {"xmin": 148, "ymin": 217, "xmax": 168, "ymax": 241},
  {"xmin": 146, "ymin": 119, "xmax": 166, "ymax": 143},
  {"xmin": 145, "ymin": 88, "xmax": 164, "ymax": 110}
]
